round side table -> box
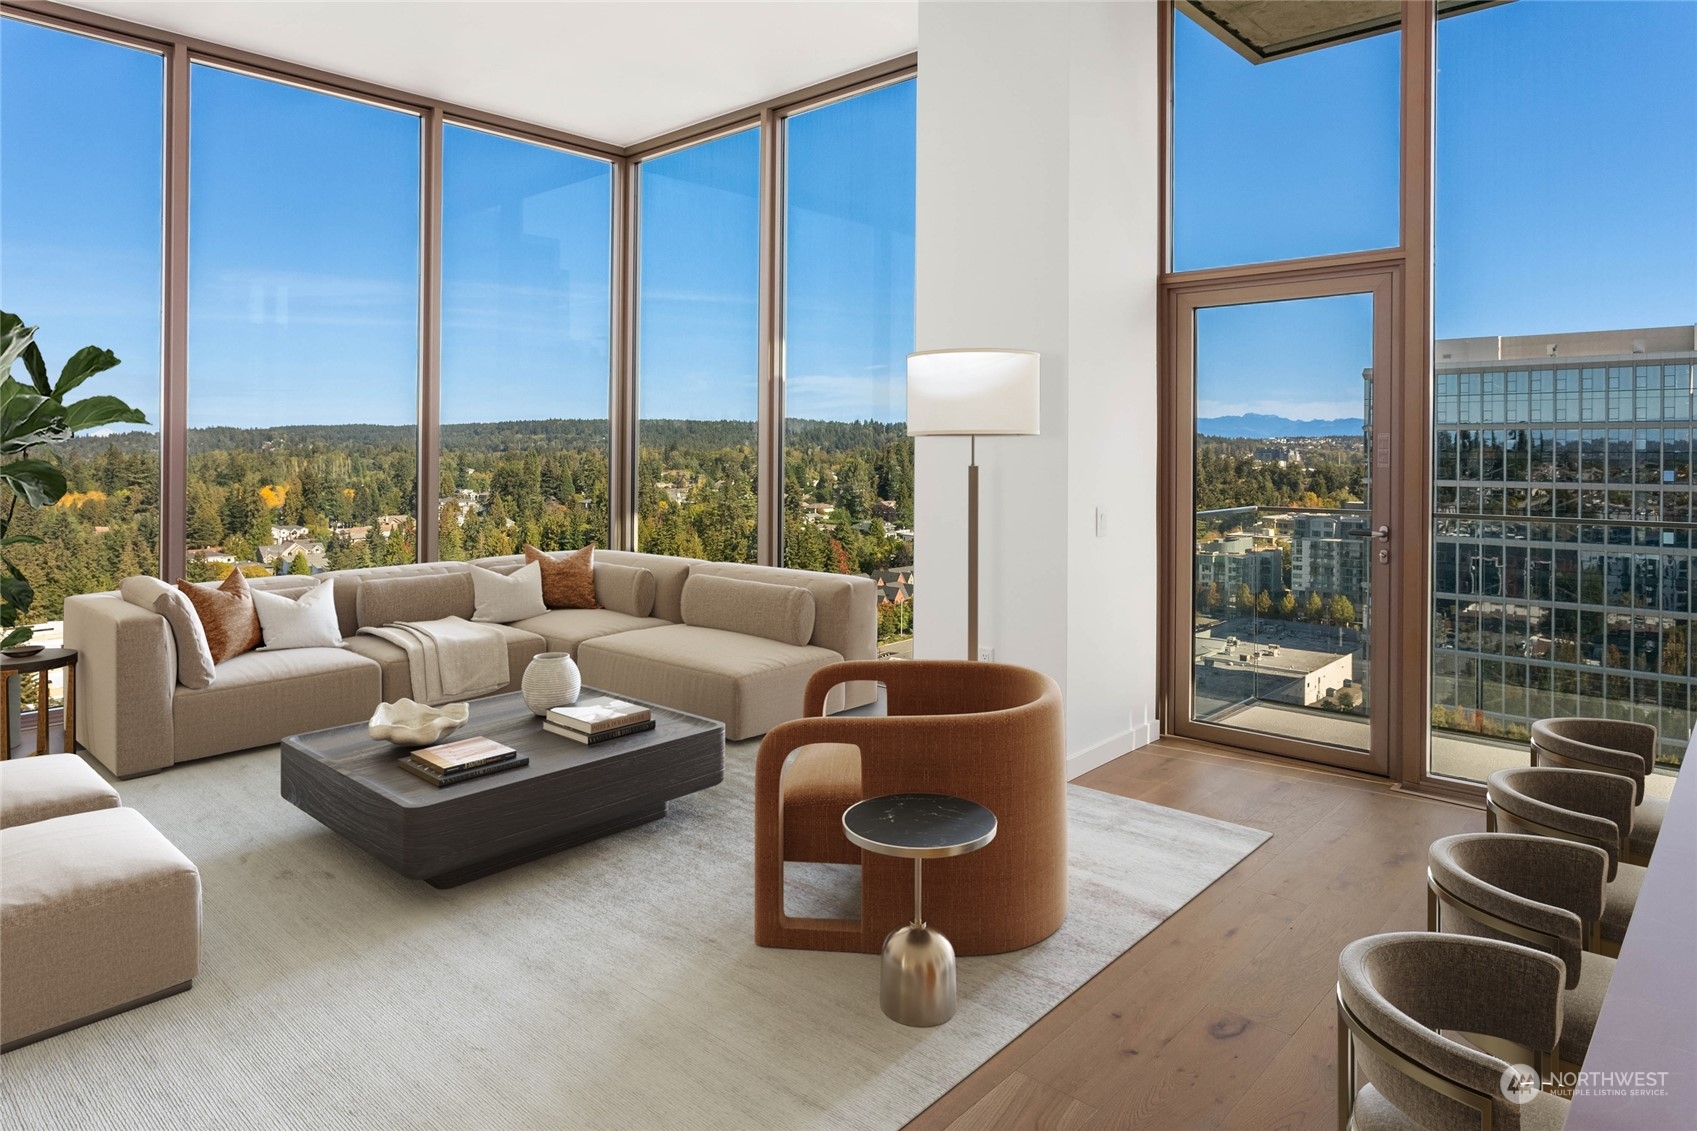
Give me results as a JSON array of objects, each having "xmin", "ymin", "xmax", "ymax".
[
  {"xmin": 1, "ymin": 647, "xmax": 78, "ymax": 758},
  {"xmin": 842, "ymin": 792, "xmax": 997, "ymax": 1027}
]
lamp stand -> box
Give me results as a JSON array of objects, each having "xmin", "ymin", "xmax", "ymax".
[{"xmin": 967, "ymin": 435, "xmax": 978, "ymax": 662}]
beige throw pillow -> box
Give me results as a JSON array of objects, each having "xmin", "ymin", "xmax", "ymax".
[
  {"xmin": 524, "ymin": 545, "xmax": 598, "ymax": 609},
  {"xmin": 177, "ymin": 568, "xmax": 263, "ymax": 664},
  {"xmin": 119, "ymin": 576, "xmax": 217, "ymax": 689},
  {"xmin": 593, "ymin": 563, "xmax": 657, "ymax": 618},
  {"xmin": 471, "ymin": 561, "xmax": 548, "ymax": 623}
]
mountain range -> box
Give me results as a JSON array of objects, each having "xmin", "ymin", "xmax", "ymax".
[{"xmin": 1196, "ymin": 413, "xmax": 1365, "ymax": 439}]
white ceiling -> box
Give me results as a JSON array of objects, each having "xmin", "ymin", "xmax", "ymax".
[{"xmin": 60, "ymin": 1, "xmax": 918, "ymax": 148}]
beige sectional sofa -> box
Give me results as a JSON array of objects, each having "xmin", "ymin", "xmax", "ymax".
[{"xmin": 64, "ymin": 550, "xmax": 877, "ymax": 778}]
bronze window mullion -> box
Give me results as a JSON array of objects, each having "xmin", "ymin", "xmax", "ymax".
[
  {"xmin": 416, "ymin": 106, "xmax": 444, "ymax": 564},
  {"xmin": 159, "ymin": 40, "xmax": 189, "ymax": 584}
]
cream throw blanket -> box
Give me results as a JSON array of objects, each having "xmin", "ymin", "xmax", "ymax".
[{"xmin": 357, "ymin": 617, "xmax": 509, "ymax": 705}]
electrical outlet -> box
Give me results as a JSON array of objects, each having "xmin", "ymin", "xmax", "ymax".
[
  {"xmin": 1095, "ymin": 507, "xmax": 1108, "ymax": 538},
  {"xmin": 979, "ymin": 647, "xmax": 995, "ymax": 662}
]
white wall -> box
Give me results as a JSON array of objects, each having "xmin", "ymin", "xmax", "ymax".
[{"xmin": 914, "ymin": 1, "xmax": 1160, "ymax": 775}]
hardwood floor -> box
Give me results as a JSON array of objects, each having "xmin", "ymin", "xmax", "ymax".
[{"xmin": 909, "ymin": 736, "xmax": 1483, "ymax": 1131}]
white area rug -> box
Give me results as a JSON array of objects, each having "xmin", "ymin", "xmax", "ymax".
[{"xmin": 1, "ymin": 740, "xmax": 1268, "ymax": 1131}]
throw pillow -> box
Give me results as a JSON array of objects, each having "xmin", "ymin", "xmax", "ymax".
[
  {"xmin": 680, "ymin": 573, "xmax": 816, "ymax": 647},
  {"xmin": 177, "ymin": 568, "xmax": 263, "ymax": 664},
  {"xmin": 471, "ymin": 561, "xmax": 548, "ymax": 623},
  {"xmin": 524, "ymin": 544, "xmax": 598, "ymax": 609},
  {"xmin": 253, "ymin": 579, "xmax": 343, "ymax": 650},
  {"xmin": 118, "ymin": 576, "xmax": 217, "ymax": 689}
]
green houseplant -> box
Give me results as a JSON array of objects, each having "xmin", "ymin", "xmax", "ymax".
[{"xmin": 2, "ymin": 309, "xmax": 149, "ymax": 650}]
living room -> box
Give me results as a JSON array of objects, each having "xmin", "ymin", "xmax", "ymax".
[{"xmin": 1, "ymin": 2, "xmax": 1692, "ymax": 1129}]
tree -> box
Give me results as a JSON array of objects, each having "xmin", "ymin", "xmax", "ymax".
[
  {"xmin": 1304, "ymin": 592, "xmax": 1324, "ymax": 622},
  {"xmin": 1328, "ymin": 594, "xmax": 1355, "ymax": 628},
  {"xmin": 289, "ymin": 551, "xmax": 312, "ymax": 576},
  {"xmin": 1235, "ymin": 583, "xmax": 1255, "ymax": 616},
  {"xmin": 1255, "ymin": 589, "xmax": 1273, "ymax": 618},
  {"xmin": 1278, "ymin": 592, "xmax": 1297, "ymax": 620}
]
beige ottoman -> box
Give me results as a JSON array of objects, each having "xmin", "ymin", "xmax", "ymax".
[
  {"xmin": 0, "ymin": 753, "xmax": 120, "ymax": 829},
  {"xmin": 1, "ymin": 807, "xmax": 201, "ymax": 1051}
]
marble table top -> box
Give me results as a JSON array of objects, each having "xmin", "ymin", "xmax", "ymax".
[{"xmin": 842, "ymin": 793, "xmax": 997, "ymax": 859}]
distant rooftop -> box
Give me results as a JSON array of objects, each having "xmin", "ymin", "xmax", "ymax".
[{"xmin": 1435, "ymin": 325, "xmax": 1697, "ymax": 365}]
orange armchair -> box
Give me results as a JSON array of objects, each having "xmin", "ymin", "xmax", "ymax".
[{"xmin": 754, "ymin": 660, "xmax": 1067, "ymax": 955}]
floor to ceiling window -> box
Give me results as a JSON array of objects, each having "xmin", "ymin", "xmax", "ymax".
[
  {"xmin": 439, "ymin": 124, "xmax": 613, "ymax": 561},
  {"xmin": 635, "ymin": 128, "xmax": 761, "ymax": 563},
  {"xmin": 1, "ymin": 17, "xmax": 163, "ymax": 636},
  {"xmin": 781, "ymin": 78, "xmax": 916, "ymax": 655},
  {"xmin": 1429, "ymin": 0, "xmax": 1697, "ymax": 780},
  {"xmin": 1165, "ymin": 5, "xmax": 1400, "ymax": 772},
  {"xmin": 1165, "ymin": 2, "xmax": 1695, "ymax": 787},
  {"xmin": 187, "ymin": 64, "xmax": 421, "ymax": 577}
]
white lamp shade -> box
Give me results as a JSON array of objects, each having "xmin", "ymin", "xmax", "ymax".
[{"xmin": 906, "ymin": 348, "xmax": 1041, "ymax": 436}]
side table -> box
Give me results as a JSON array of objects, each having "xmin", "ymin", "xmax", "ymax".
[
  {"xmin": 1, "ymin": 648, "xmax": 78, "ymax": 758},
  {"xmin": 842, "ymin": 792, "xmax": 997, "ymax": 1026}
]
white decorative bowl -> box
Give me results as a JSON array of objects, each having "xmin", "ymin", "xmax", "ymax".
[{"xmin": 368, "ymin": 699, "xmax": 470, "ymax": 747}]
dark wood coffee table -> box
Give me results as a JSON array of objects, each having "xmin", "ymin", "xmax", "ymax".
[{"xmin": 280, "ymin": 690, "xmax": 724, "ymax": 887}]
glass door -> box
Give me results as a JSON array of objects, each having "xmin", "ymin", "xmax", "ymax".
[{"xmin": 1168, "ymin": 272, "xmax": 1396, "ymax": 774}]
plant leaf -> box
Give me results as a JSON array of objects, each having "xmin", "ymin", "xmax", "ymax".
[
  {"xmin": 0, "ymin": 627, "xmax": 35, "ymax": 650},
  {"xmin": 0, "ymin": 533, "xmax": 44, "ymax": 547},
  {"xmin": 55, "ymin": 345, "xmax": 121, "ymax": 399},
  {"xmin": 0, "ymin": 458, "xmax": 67, "ymax": 508},
  {"xmin": 20, "ymin": 342, "xmax": 51, "ymax": 395},
  {"xmin": 63, "ymin": 394, "xmax": 148, "ymax": 434},
  {"xmin": 0, "ymin": 312, "xmax": 39, "ymax": 377},
  {"xmin": 0, "ymin": 379, "xmax": 69, "ymax": 454}
]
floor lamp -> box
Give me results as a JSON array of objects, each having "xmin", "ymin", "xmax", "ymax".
[{"xmin": 906, "ymin": 348, "xmax": 1041, "ymax": 661}]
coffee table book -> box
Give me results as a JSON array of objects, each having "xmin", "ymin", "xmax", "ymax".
[
  {"xmin": 546, "ymin": 696, "xmax": 652, "ymax": 733},
  {"xmin": 411, "ymin": 735, "xmax": 517, "ymax": 772},
  {"xmin": 542, "ymin": 719, "xmax": 656, "ymax": 745},
  {"xmin": 397, "ymin": 753, "xmax": 528, "ymax": 788}
]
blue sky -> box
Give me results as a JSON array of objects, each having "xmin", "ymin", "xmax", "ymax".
[
  {"xmin": 2, "ymin": 8, "xmax": 1692, "ymax": 431},
  {"xmin": 1180, "ymin": 0, "xmax": 1697, "ymax": 422},
  {"xmin": 0, "ymin": 20, "xmax": 914, "ymax": 429}
]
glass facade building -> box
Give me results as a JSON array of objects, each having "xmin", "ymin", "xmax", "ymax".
[{"xmin": 1430, "ymin": 325, "xmax": 1696, "ymax": 775}]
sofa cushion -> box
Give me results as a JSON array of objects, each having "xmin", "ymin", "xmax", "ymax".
[
  {"xmin": 681, "ymin": 573, "xmax": 815, "ymax": 647},
  {"xmin": 577, "ymin": 624, "xmax": 840, "ymax": 741},
  {"xmin": 525, "ymin": 544, "xmax": 598, "ymax": 609},
  {"xmin": 177, "ymin": 568, "xmax": 262, "ymax": 664},
  {"xmin": 508, "ymin": 609, "xmax": 671, "ymax": 657},
  {"xmin": 346, "ymin": 624, "xmax": 546, "ymax": 702},
  {"xmin": 356, "ymin": 572, "xmax": 475, "ymax": 629},
  {"xmin": 0, "ymin": 754, "xmax": 120, "ymax": 830},
  {"xmin": 472, "ymin": 551, "xmax": 697, "ymax": 623},
  {"xmin": 120, "ymin": 576, "xmax": 216, "ymax": 690},
  {"xmin": 172, "ymin": 647, "xmax": 381, "ymax": 762},
  {"xmin": 593, "ymin": 563, "xmax": 656, "ymax": 618},
  {"xmin": 326, "ymin": 562, "xmax": 472, "ymax": 639}
]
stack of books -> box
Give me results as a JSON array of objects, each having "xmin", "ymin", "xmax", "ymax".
[
  {"xmin": 545, "ymin": 695, "xmax": 655, "ymax": 745},
  {"xmin": 397, "ymin": 736, "xmax": 527, "ymax": 787}
]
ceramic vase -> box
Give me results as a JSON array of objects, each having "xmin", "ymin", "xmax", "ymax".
[{"xmin": 522, "ymin": 652, "xmax": 581, "ymax": 716}]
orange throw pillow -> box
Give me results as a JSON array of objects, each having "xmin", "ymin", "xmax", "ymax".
[
  {"xmin": 177, "ymin": 568, "xmax": 264, "ymax": 664},
  {"xmin": 524, "ymin": 544, "xmax": 599, "ymax": 610}
]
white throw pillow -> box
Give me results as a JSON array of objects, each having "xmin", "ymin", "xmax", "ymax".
[
  {"xmin": 472, "ymin": 561, "xmax": 547, "ymax": 623},
  {"xmin": 252, "ymin": 578, "xmax": 344, "ymax": 650}
]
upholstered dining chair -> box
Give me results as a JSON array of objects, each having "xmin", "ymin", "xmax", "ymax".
[
  {"xmin": 754, "ymin": 660, "xmax": 1066, "ymax": 955},
  {"xmin": 1337, "ymin": 932, "xmax": 1568, "ymax": 1131},
  {"xmin": 1531, "ymin": 718, "xmax": 1664, "ymax": 865},
  {"xmin": 1485, "ymin": 767, "xmax": 1644, "ymax": 958},
  {"xmin": 1428, "ymin": 833, "xmax": 1614, "ymax": 1074}
]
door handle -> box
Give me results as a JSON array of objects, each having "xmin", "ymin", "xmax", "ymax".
[{"xmin": 1345, "ymin": 525, "xmax": 1391, "ymax": 542}]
